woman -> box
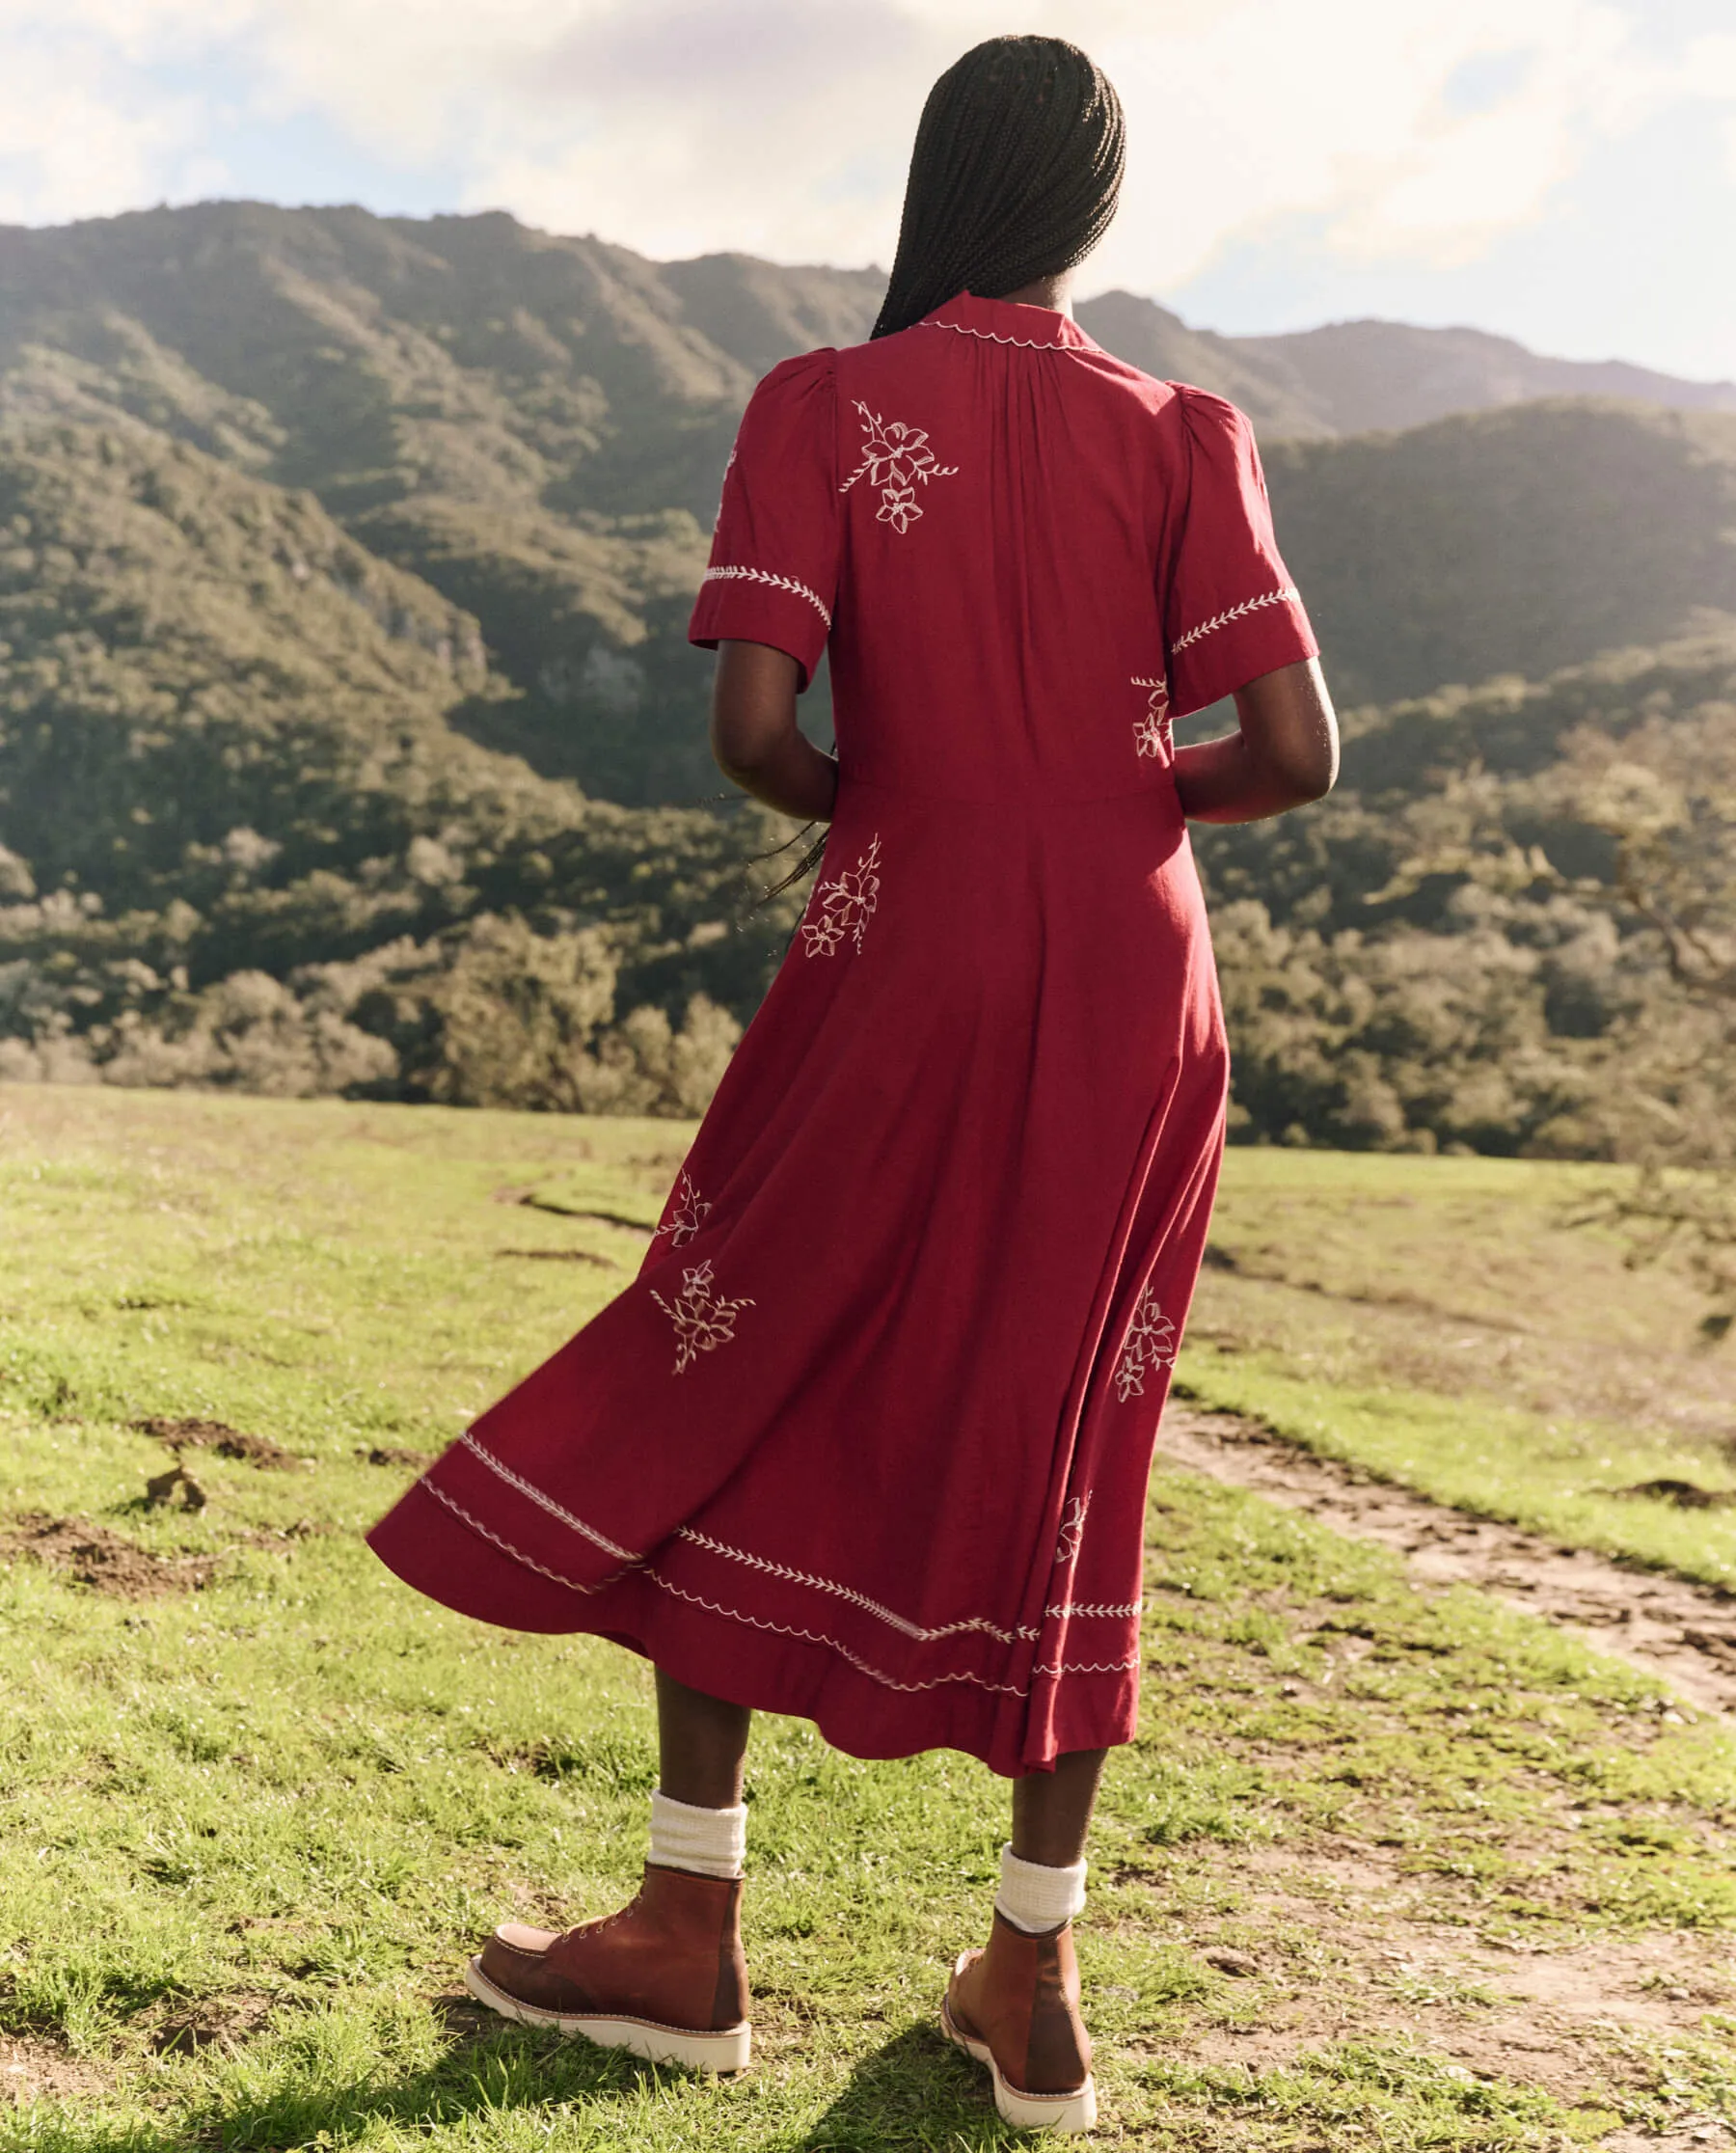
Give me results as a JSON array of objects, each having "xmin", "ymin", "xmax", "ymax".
[{"xmin": 370, "ymin": 34, "xmax": 1336, "ymax": 2135}]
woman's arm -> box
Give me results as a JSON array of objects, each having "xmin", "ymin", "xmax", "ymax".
[
  {"xmin": 1172, "ymin": 657, "xmax": 1340, "ymax": 825},
  {"xmin": 710, "ymin": 640, "xmax": 839, "ymax": 822}
]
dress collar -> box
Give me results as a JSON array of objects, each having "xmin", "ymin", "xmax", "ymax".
[{"xmin": 921, "ymin": 290, "xmax": 1099, "ymax": 352}]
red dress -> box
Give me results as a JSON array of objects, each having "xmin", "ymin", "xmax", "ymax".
[{"xmin": 368, "ymin": 291, "xmax": 1317, "ymax": 1777}]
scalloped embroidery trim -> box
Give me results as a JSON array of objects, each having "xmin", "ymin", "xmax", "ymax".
[
  {"xmin": 421, "ymin": 1478, "xmax": 608, "ymax": 1595},
  {"xmin": 702, "ymin": 563, "xmax": 831, "ymax": 627},
  {"xmin": 1172, "ymin": 586, "xmax": 1299, "ymax": 655},
  {"xmin": 435, "ymin": 1440, "xmax": 1141, "ymax": 1650},
  {"xmin": 919, "ymin": 317, "xmax": 1087, "ymax": 355},
  {"xmin": 458, "ymin": 1430, "xmax": 638, "ymax": 1563},
  {"xmin": 643, "ymin": 1570, "xmax": 1142, "ymax": 1699},
  {"xmin": 418, "ymin": 1487, "xmax": 1140, "ymax": 1698},
  {"xmin": 678, "ymin": 1522, "xmax": 1041, "ymax": 1643}
]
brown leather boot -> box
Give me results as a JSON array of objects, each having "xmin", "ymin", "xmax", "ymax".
[
  {"xmin": 465, "ymin": 1863, "xmax": 750, "ymax": 2071},
  {"xmin": 942, "ymin": 1911, "xmax": 1097, "ymax": 2133}
]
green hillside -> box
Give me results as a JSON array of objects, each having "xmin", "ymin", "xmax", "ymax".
[
  {"xmin": 3, "ymin": 203, "xmax": 1731, "ymax": 1155},
  {"xmin": 7, "ymin": 204, "xmax": 1736, "ymax": 804},
  {"xmin": 1267, "ymin": 401, "xmax": 1736, "ymax": 705},
  {"xmin": 1190, "ymin": 632, "xmax": 1736, "ymax": 1155},
  {"xmin": 0, "ymin": 421, "xmax": 801, "ymax": 1106}
]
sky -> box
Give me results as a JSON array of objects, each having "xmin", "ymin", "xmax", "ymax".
[{"xmin": 3, "ymin": 0, "xmax": 1735, "ymax": 381}]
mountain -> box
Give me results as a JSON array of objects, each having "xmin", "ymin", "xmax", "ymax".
[
  {"xmin": 4, "ymin": 201, "xmax": 1733, "ymax": 1147},
  {"xmin": 1266, "ymin": 400, "xmax": 1736, "ymax": 706},
  {"xmin": 0, "ymin": 420, "xmax": 799, "ymax": 1106},
  {"xmin": 1077, "ymin": 293, "xmax": 1736, "ymax": 440},
  {"xmin": 5, "ymin": 202, "xmax": 1735, "ymax": 808}
]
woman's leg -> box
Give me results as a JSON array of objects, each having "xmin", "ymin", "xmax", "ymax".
[
  {"xmin": 1011, "ymin": 1748, "xmax": 1107, "ymax": 1867},
  {"xmin": 656, "ymin": 1668, "xmax": 752, "ymax": 1808},
  {"xmin": 943, "ymin": 1749, "xmax": 1108, "ymax": 2130},
  {"xmin": 467, "ymin": 1666, "xmax": 754, "ymax": 2065}
]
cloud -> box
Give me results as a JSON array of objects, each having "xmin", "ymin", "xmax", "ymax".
[
  {"xmin": 1, "ymin": 0, "xmax": 1733, "ymax": 315},
  {"xmin": 0, "ymin": 9, "xmax": 214, "ymax": 225}
]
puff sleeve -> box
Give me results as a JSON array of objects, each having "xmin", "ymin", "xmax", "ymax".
[
  {"xmin": 1162, "ymin": 388, "xmax": 1318, "ymax": 719},
  {"xmin": 688, "ymin": 349, "xmax": 840, "ymax": 693}
]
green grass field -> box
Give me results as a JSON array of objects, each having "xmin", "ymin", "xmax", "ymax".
[{"xmin": 3, "ymin": 1084, "xmax": 1734, "ymax": 2151}]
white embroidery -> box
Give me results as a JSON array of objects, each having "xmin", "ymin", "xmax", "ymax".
[
  {"xmin": 919, "ymin": 317, "xmax": 1079, "ymax": 354},
  {"xmin": 1172, "ymin": 586, "xmax": 1299, "ymax": 656},
  {"xmin": 1131, "ymin": 674, "xmax": 1171, "ymax": 759},
  {"xmin": 800, "ymin": 833, "xmax": 882, "ymax": 957},
  {"xmin": 1055, "ymin": 1493, "xmax": 1090, "ymax": 1567},
  {"xmin": 656, "ymin": 1170, "xmax": 712, "ymax": 1248},
  {"xmin": 421, "ymin": 1479, "xmax": 607, "ymax": 1594},
  {"xmin": 1115, "ymin": 1284, "xmax": 1178, "ymax": 1402},
  {"xmin": 1046, "ymin": 1601, "xmax": 1144, "ymax": 1622},
  {"xmin": 650, "ymin": 1259, "xmax": 754, "ymax": 1375},
  {"xmin": 643, "ymin": 1570, "xmax": 1140, "ymax": 1699},
  {"xmin": 457, "ymin": 1431, "xmax": 638, "ymax": 1564},
  {"xmin": 679, "ymin": 1524, "xmax": 1041, "ymax": 1643},
  {"xmin": 701, "ymin": 563, "xmax": 830, "ymax": 628},
  {"xmin": 840, "ymin": 401, "xmax": 958, "ymax": 533},
  {"xmin": 426, "ymin": 1474, "xmax": 1147, "ymax": 1700}
]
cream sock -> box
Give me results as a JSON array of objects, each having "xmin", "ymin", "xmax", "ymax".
[
  {"xmin": 995, "ymin": 1843, "xmax": 1088, "ymax": 1934},
  {"xmin": 649, "ymin": 1787, "xmax": 747, "ymax": 1880}
]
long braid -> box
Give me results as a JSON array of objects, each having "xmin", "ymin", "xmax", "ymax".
[{"xmin": 872, "ymin": 37, "xmax": 1125, "ymax": 341}]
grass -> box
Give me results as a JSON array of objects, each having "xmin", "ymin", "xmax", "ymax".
[
  {"xmin": 1, "ymin": 1084, "xmax": 1734, "ymax": 2149},
  {"xmin": 1187, "ymin": 1149, "xmax": 1736, "ymax": 1585}
]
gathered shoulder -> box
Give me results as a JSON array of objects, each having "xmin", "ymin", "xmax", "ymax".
[
  {"xmin": 1168, "ymin": 380, "xmax": 1258, "ymax": 451},
  {"xmin": 749, "ymin": 347, "xmax": 838, "ymax": 407}
]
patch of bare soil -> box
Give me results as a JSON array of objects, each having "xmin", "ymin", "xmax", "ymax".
[
  {"xmin": 494, "ymin": 1247, "xmax": 616, "ymax": 1266},
  {"xmin": 0, "ymin": 2031, "xmax": 107, "ymax": 2105},
  {"xmin": 133, "ymin": 1417, "xmax": 305, "ymax": 1471},
  {"xmin": 0, "ymin": 1514, "xmax": 218, "ymax": 1598},
  {"xmin": 358, "ymin": 1445, "xmax": 433, "ymax": 1469},
  {"xmin": 1159, "ymin": 1408, "xmax": 1736, "ymax": 1715},
  {"xmin": 1135, "ymin": 1837, "xmax": 1734, "ymax": 2111},
  {"xmin": 149, "ymin": 1992, "xmax": 277, "ymax": 2056}
]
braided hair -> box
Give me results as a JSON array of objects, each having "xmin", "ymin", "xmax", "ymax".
[{"xmin": 872, "ymin": 37, "xmax": 1125, "ymax": 341}]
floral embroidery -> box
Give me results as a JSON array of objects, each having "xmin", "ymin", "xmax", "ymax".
[
  {"xmin": 800, "ymin": 833, "xmax": 882, "ymax": 957},
  {"xmin": 840, "ymin": 401, "xmax": 958, "ymax": 534},
  {"xmin": 650, "ymin": 1260, "xmax": 754, "ymax": 1375},
  {"xmin": 1172, "ymin": 586, "xmax": 1300, "ymax": 655},
  {"xmin": 1131, "ymin": 674, "xmax": 1171, "ymax": 759},
  {"xmin": 1115, "ymin": 1284, "xmax": 1178, "ymax": 1402},
  {"xmin": 1055, "ymin": 1493, "xmax": 1090, "ymax": 1567},
  {"xmin": 655, "ymin": 1170, "xmax": 712, "ymax": 1247}
]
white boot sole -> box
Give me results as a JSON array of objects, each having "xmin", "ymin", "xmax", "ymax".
[
  {"xmin": 463, "ymin": 1955, "xmax": 751, "ymax": 2073},
  {"xmin": 941, "ymin": 1991, "xmax": 1098, "ymax": 2133}
]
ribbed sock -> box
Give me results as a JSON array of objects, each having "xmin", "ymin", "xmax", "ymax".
[
  {"xmin": 995, "ymin": 1843, "xmax": 1088, "ymax": 1934},
  {"xmin": 649, "ymin": 1787, "xmax": 747, "ymax": 1880}
]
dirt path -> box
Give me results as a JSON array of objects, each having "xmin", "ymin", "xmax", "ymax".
[{"xmin": 1159, "ymin": 1406, "xmax": 1736, "ymax": 1716}]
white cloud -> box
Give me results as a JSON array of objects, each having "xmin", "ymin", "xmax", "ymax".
[
  {"xmin": 1, "ymin": 0, "xmax": 1733, "ymax": 311},
  {"xmin": 0, "ymin": 26, "xmax": 198, "ymax": 224}
]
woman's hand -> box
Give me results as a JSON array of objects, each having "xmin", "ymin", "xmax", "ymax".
[
  {"xmin": 710, "ymin": 640, "xmax": 839, "ymax": 822},
  {"xmin": 1172, "ymin": 657, "xmax": 1339, "ymax": 825}
]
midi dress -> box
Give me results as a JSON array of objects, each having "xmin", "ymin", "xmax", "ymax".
[{"xmin": 368, "ymin": 289, "xmax": 1318, "ymax": 1778}]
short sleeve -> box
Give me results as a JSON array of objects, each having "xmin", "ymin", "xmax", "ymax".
[
  {"xmin": 1162, "ymin": 388, "xmax": 1318, "ymax": 719},
  {"xmin": 688, "ymin": 350, "xmax": 839, "ymax": 693}
]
